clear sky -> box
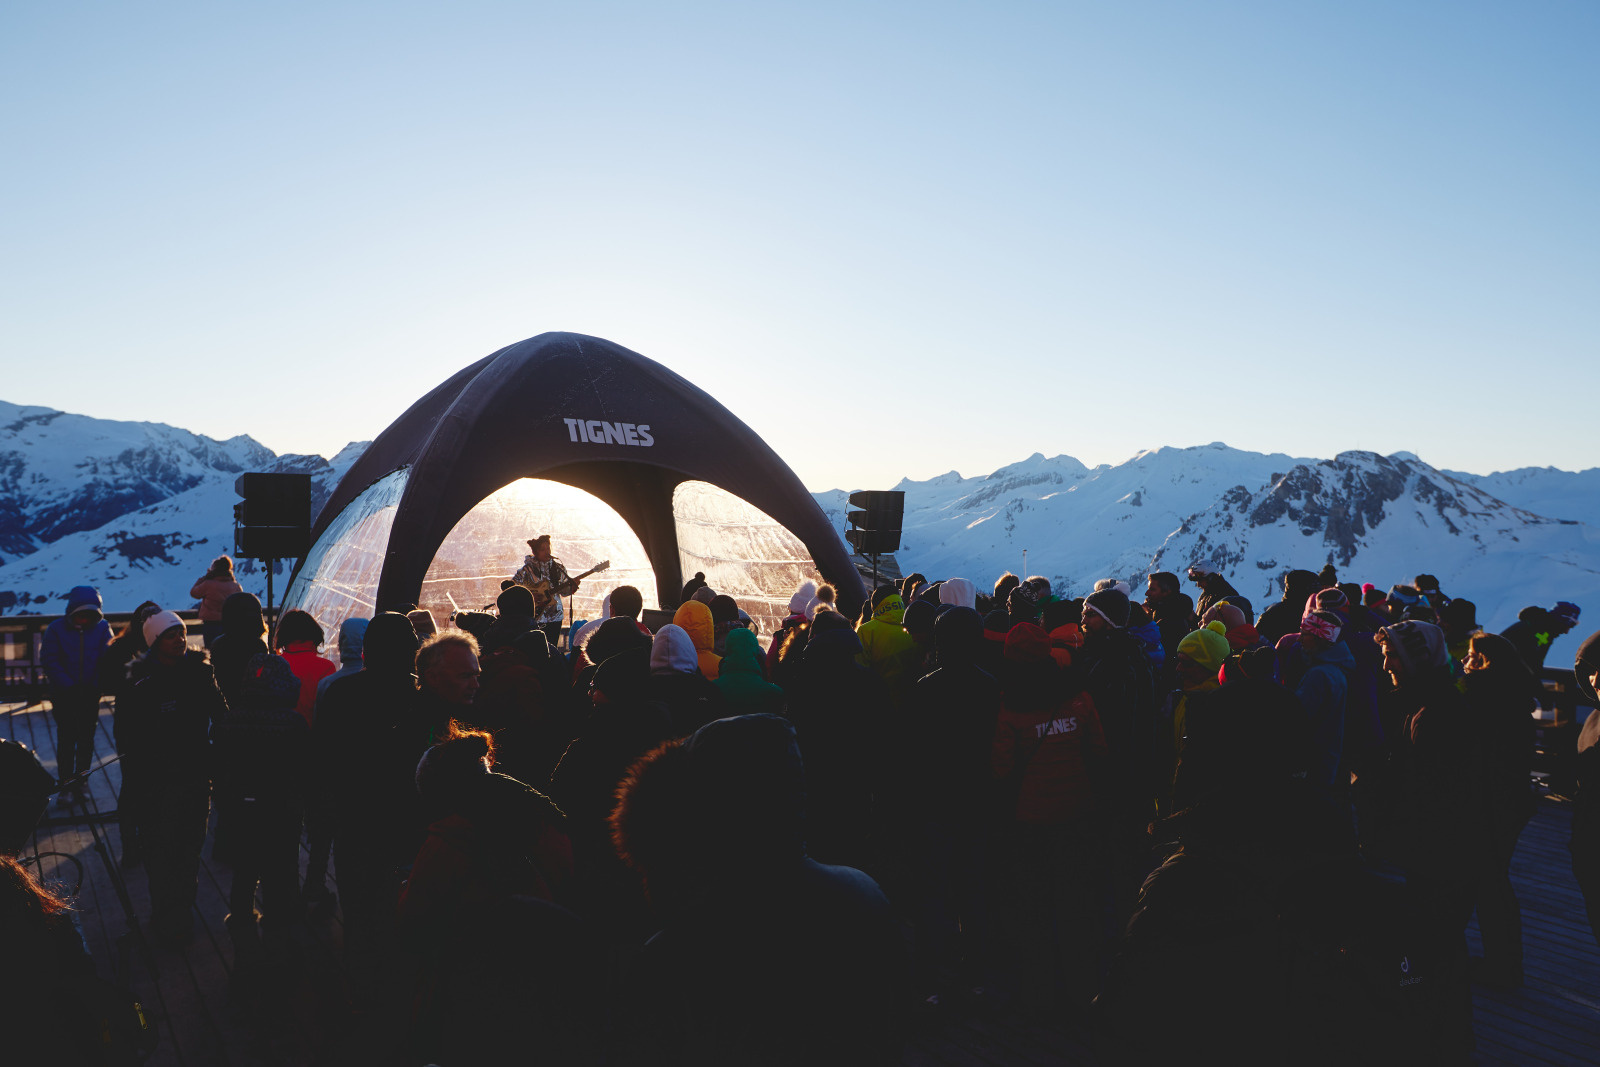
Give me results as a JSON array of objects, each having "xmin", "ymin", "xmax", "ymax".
[{"xmin": 3, "ymin": 1, "xmax": 1596, "ymax": 491}]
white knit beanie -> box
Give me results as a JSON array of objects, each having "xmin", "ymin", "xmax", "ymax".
[{"xmin": 142, "ymin": 610, "xmax": 186, "ymax": 648}]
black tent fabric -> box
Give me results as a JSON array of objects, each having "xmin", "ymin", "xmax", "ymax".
[{"xmin": 296, "ymin": 332, "xmax": 864, "ymax": 618}]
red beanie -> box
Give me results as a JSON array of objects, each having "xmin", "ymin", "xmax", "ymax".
[{"xmin": 1003, "ymin": 621, "xmax": 1053, "ymax": 663}]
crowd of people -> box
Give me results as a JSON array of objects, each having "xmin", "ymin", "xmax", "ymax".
[{"xmin": 7, "ymin": 550, "xmax": 1600, "ymax": 1064}]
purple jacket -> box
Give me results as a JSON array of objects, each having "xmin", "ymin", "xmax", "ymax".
[{"xmin": 41, "ymin": 586, "xmax": 113, "ymax": 689}]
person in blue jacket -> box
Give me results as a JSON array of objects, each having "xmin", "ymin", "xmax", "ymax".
[{"xmin": 39, "ymin": 586, "xmax": 113, "ymax": 795}]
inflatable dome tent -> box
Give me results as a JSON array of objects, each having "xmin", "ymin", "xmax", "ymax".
[{"xmin": 282, "ymin": 332, "xmax": 864, "ymax": 641}]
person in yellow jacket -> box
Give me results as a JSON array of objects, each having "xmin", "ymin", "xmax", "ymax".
[
  {"xmin": 1153, "ymin": 622, "xmax": 1231, "ymax": 815},
  {"xmin": 672, "ymin": 600, "xmax": 722, "ymax": 680},
  {"xmin": 855, "ymin": 588, "xmax": 921, "ymax": 703}
]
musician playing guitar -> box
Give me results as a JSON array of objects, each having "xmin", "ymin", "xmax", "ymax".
[{"xmin": 512, "ymin": 534, "xmax": 581, "ymax": 646}]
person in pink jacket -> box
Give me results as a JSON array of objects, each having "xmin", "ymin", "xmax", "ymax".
[{"xmin": 190, "ymin": 555, "xmax": 244, "ymax": 648}]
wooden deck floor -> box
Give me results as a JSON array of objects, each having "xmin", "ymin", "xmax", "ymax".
[{"xmin": 7, "ymin": 697, "xmax": 1599, "ymax": 1065}]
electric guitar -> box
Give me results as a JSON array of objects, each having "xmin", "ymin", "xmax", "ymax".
[{"xmin": 526, "ymin": 559, "xmax": 611, "ymax": 611}]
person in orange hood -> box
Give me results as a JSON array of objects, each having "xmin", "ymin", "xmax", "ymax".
[{"xmin": 672, "ymin": 599, "xmax": 721, "ymax": 680}]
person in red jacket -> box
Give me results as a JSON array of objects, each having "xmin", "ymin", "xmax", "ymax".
[
  {"xmin": 274, "ymin": 609, "xmax": 336, "ymax": 725},
  {"xmin": 990, "ymin": 621, "xmax": 1108, "ymax": 1014}
]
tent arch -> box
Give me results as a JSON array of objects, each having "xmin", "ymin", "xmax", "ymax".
[{"xmin": 293, "ymin": 332, "xmax": 862, "ymax": 624}]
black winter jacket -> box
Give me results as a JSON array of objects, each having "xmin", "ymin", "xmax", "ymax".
[
  {"xmin": 212, "ymin": 705, "xmax": 311, "ymax": 810},
  {"xmin": 1378, "ymin": 673, "xmax": 1489, "ymax": 880},
  {"xmin": 1076, "ymin": 629, "xmax": 1157, "ymax": 803},
  {"xmin": 117, "ymin": 651, "xmax": 226, "ymax": 788},
  {"xmin": 313, "ymin": 668, "xmax": 430, "ymax": 862},
  {"xmin": 1463, "ymin": 664, "xmax": 1537, "ymax": 811},
  {"xmin": 906, "ymin": 662, "xmax": 1001, "ymax": 816}
]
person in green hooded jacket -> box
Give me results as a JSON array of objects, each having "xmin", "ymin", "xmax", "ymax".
[{"xmin": 714, "ymin": 629, "xmax": 786, "ymax": 716}]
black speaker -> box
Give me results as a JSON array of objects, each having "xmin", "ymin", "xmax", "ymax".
[
  {"xmin": 845, "ymin": 490, "xmax": 904, "ymax": 554},
  {"xmin": 233, "ymin": 473, "xmax": 311, "ymax": 528},
  {"xmin": 233, "ymin": 473, "xmax": 311, "ymax": 559},
  {"xmin": 235, "ymin": 526, "xmax": 308, "ymax": 559}
]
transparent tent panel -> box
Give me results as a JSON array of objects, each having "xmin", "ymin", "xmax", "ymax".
[
  {"xmin": 419, "ymin": 479, "xmax": 658, "ymax": 631},
  {"xmin": 282, "ymin": 469, "xmax": 408, "ymax": 641},
  {"xmin": 671, "ymin": 480, "xmax": 820, "ymax": 640},
  {"xmin": 286, "ymin": 474, "xmax": 810, "ymax": 647}
]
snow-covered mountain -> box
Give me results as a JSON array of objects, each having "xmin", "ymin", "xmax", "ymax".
[
  {"xmin": 815, "ymin": 443, "xmax": 1297, "ymax": 593},
  {"xmin": 0, "ymin": 402, "xmax": 366, "ymax": 614},
  {"xmin": 3, "ymin": 398, "xmax": 1595, "ymax": 640},
  {"xmin": 0, "ymin": 401, "xmax": 276, "ymax": 564},
  {"xmin": 815, "ymin": 444, "xmax": 1600, "ymax": 635},
  {"xmin": 1149, "ymin": 451, "xmax": 1600, "ymax": 629}
]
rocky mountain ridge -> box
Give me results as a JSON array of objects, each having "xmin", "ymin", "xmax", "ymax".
[{"xmin": 816, "ymin": 444, "xmax": 1600, "ymax": 632}]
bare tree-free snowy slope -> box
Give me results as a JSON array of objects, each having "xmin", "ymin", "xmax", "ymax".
[{"xmin": 1444, "ymin": 466, "xmax": 1600, "ymax": 528}]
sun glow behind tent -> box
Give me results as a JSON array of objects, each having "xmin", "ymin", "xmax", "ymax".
[{"xmin": 283, "ymin": 332, "xmax": 862, "ymax": 640}]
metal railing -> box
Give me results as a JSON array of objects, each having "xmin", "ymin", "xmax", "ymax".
[{"xmin": 0, "ymin": 610, "xmax": 204, "ymax": 702}]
